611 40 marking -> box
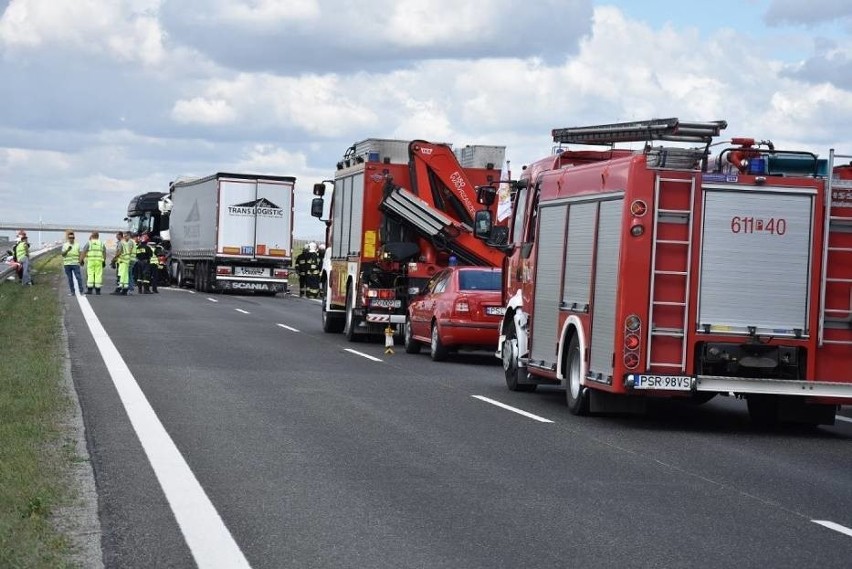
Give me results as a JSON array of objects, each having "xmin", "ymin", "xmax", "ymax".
[{"xmin": 730, "ymin": 216, "xmax": 787, "ymax": 235}]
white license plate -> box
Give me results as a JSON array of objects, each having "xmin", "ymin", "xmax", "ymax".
[
  {"xmin": 371, "ymin": 299, "xmax": 401, "ymax": 308},
  {"xmin": 485, "ymin": 306, "xmax": 506, "ymax": 316},
  {"xmin": 630, "ymin": 374, "xmax": 692, "ymax": 391},
  {"xmin": 235, "ymin": 266, "xmax": 270, "ymax": 277}
]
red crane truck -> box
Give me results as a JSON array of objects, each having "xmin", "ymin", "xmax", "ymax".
[
  {"xmin": 311, "ymin": 138, "xmax": 507, "ymax": 340},
  {"xmin": 472, "ymin": 118, "xmax": 852, "ymax": 426}
]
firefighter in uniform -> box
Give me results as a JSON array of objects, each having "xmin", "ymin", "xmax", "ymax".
[
  {"xmin": 82, "ymin": 231, "xmax": 105, "ymax": 295},
  {"xmin": 135, "ymin": 234, "xmax": 153, "ymax": 294},
  {"xmin": 295, "ymin": 246, "xmax": 309, "ymax": 297},
  {"xmin": 147, "ymin": 239, "xmax": 162, "ymax": 293},
  {"xmin": 305, "ymin": 242, "xmax": 320, "ymax": 299}
]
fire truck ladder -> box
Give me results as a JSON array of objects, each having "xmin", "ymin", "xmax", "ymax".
[
  {"xmin": 818, "ymin": 149, "xmax": 852, "ymax": 346},
  {"xmin": 647, "ymin": 175, "xmax": 697, "ymax": 371}
]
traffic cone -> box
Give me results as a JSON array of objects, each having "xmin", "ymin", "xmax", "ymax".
[{"xmin": 384, "ymin": 326, "xmax": 395, "ymax": 354}]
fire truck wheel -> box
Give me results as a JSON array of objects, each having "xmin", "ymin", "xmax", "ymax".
[
  {"xmin": 322, "ymin": 299, "xmax": 344, "ymax": 333},
  {"xmin": 430, "ymin": 322, "xmax": 448, "ymax": 361},
  {"xmin": 565, "ymin": 335, "xmax": 589, "ymax": 415},
  {"xmin": 404, "ymin": 317, "xmax": 421, "ymax": 354},
  {"xmin": 502, "ymin": 318, "xmax": 536, "ymax": 392},
  {"xmin": 344, "ymin": 285, "xmax": 359, "ymax": 342},
  {"xmin": 746, "ymin": 395, "xmax": 780, "ymax": 429}
]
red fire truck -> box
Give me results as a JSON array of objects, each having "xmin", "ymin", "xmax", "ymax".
[
  {"xmin": 311, "ymin": 139, "xmax": 507, "ymax": 340},
  {"xmin": 472, "ymin": 118, "xmax": 852, "ymax": 426}
]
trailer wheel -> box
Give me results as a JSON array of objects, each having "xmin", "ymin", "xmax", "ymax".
[
  {"xmin": 502, "ymin": 318, "xmax": 536, "ymax": 392},
  {"xmin": 565, "ymin": 334, "xmax": 589, "ymax": 415},
  {"xmin": 403, "ymin": 317, "xmax": 420, "ymax": 354},
  {"xmin": 176, "ymin": 262, "xmax": 186, "ymax": 288},
  {"xmin": 430, "ymin": 321, "xmax": 448, "ymax": 361}
]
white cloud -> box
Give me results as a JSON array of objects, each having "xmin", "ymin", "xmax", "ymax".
[
  {"xmin": 0, "ymin": 0, "xmax": 166, "ymax": 65},
  {"xmin": 218, "ymin": 0, "xmax": 319, "ymax": 24},
  {"xmin": 171, "ymin": 97, "xmax": 237, "ymax": 125}
]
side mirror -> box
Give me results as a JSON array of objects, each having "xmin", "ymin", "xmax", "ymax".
[
  {"xmin": 313, "ymin": 183, "xmax": 326, "ymax": 197},
  {"xmin": 310, "ymin": 197, "xmax": 324, "ymax": 218},
  {"xmin": 473, "ymin": 210, "xmax": 493, "ymax": 240},
  {"xmin": 475, "ymin": 185, "xmax": 496, "ymax": 206}
]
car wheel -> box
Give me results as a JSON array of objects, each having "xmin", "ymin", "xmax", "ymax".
[
  {"xmin": 430, "ymin": 321, "xmax": 448, "ymax": 361},
  {"xmin": 565, "ymin": 334, "xmax": 588, "ymax": 415},
  {"xmin": 502, "ymin": 317, "xmax": 536, "ymax": 392},
  {"xmin": 404, "ymin": 317, "xmax": 421, "ymax": 354}
]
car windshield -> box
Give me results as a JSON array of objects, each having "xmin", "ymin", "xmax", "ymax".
[{"xmin": 458, "ymin": 270, "xmax": 501, "ymax": 291}]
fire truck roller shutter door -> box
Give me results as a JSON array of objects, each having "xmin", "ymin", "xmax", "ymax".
[
  {"xmin": 589, "ymin": 199, "xmax": 625, "ymax": 380},
  {"xmin": 530, "ymin": 204, "xmax": 569, "ymax": 368}
]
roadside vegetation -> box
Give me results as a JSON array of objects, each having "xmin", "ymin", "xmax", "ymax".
[{"xmin": 0, "ymin": 253, "xmax": 82, "ymax": 568}]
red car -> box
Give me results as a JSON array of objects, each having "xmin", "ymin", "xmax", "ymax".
[{"xmin": 404, "ymin": 266, "xmax": 505, "ymax": 361}]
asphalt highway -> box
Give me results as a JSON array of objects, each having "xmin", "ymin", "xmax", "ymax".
[{"xmin": 64, "ymin": 285, "xmax": 852, "ymax": 568}]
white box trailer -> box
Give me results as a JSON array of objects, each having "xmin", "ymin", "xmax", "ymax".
[{"xmin": 167, "ymin": 172, "xmax": 296, "ymax": 294}]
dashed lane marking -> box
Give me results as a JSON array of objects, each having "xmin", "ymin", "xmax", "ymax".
[
  {"xmin": 812, "ymin": 520, "xmax": 852, "ymax": 538},
  {"xmin": 835, "ymin": 415, "xmax": 852, "ymax": 424},
  {"xmin": 76, "ymin": 296, "xmax": 251, "ymax": 568},
  {"xmin": 207, "ymin": 298, "xmax": 218, "ymax": 303},
  {"xmin": 235, "ymin": 309, "xmax": 249, "ymax": 314},
  {"xmin": 344, "ymin": 348, "xmax": 382, "ymax": 362},
  {"xmin": 276, "ymin": 324, "xmax": 299, "ymax": 332},
  {"xmin": 471, "ymin": 395, "xmax": 554, "ymax": 423}
]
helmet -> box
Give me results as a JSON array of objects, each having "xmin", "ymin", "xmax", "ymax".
[{"xmin": 307, "ymin": 242, "xmax": 317, "ymax": 253}]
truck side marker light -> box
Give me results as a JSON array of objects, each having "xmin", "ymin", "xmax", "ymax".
[{"xmin": 630, "ymin": 200, "xmax": 648, "ymax": 216}]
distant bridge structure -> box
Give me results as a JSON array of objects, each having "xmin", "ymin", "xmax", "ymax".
[{"xmin": 0, "ymin": 221, "xmax": 125, "ymax": 235}]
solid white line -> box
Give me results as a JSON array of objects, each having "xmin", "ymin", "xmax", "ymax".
[
  {"xmin": 235, "ymin": 309, "xmax": 249, "ymax": 314},
  {"xmin": 344, "ymin": 348, "xmax": 382, "ymax": 362},
  {"xmin": 471, "ymin": 395, "xmax": 554, "ymax": 423},
  {"xmin": 207, "ymin": 298, "xmax": 218, "ymax": 303},
  {"xmin": 812, "ymin": 520, "xmax": 852, "ymax": 538},
  {"xmin": 76, "ymin": 296, "xmax": 251, "ymax": 568},
  {"xmin": 835, "ymin": 415, "xmax": 852, "ymax": 424},
  {"xmin": 276, "ymin": 324, "xmax": 299, "ymax": 332}
]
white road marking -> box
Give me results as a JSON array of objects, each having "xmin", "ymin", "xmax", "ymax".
[
  {"xmin": 189, "ymin": 291, "xmax": 196, "ymax": 294},
  {"xmin": 311, "ymin": 298, "xmax": 323, "ymax": 303},
  {"xmin": 471, "ymin": 395, "xmax": 554, "ymax": 423},
  {"xmin": 835, "ymin": 415, "xmax": 852, "ymax": 424},
  {"xmin": 276, "ymin": 324, "xmax": 299, "ymax": 332},
  {"xmin": 344, "ymin": 348, "xmax": 382, "ymax": 362},
  {"xmin": 812, "ymin": 520, "xmax": 852, "ymax": 538},
  {"xmin": 207, "ymin": 298, "xmax": 218, "ymax": 303},
  {"xmin": 235, "ymin": 309, "xmax": 249, "ymax": 314},
  {"xmin": 76, "ymin": 296, "xmax": 251, "ymax": 568}
]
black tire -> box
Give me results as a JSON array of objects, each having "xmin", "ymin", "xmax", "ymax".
[
  {"xmin": 565, "ymin": 334, "xmax": 589, "ymax": 415},
  {"xmin": 747, "ymin": 395, "xmax": 780, "ymax": 429},
  {"xmin": 343, "ymin": 285, "xmax": 358, "ymax": 342},
  {"xmin": 502, "ymin": 317, "xmax": 536, "ymax": 392},
  {"xmin": 322, "ymin": 298, "xmax": 344, "ymax": 333},
  {"xmin": 430, "ymin": 321, "xmax": 448, "ymax": 361},
  {"xmin": 404, "ymin": 317, "xmax": 421, "ymax": 354}
]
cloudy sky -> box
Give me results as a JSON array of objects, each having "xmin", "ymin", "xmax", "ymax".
[{"xmin": 1, "ymin": 0, "xmax": 851, "ymax": 241}]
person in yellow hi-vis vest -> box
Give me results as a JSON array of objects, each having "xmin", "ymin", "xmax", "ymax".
[
  {"xmin": 110, "ymin": 232, "xmax": 133, "ymax": 295},
  {"xmin": 61, "ymin": 231, "xmax": 85, "ymax": 296},
  {"xmin": 82, "ymin": 231, "xmax": 106, "ymax": 295}
]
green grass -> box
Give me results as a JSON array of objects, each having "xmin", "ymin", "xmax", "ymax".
[{"xmin": 0, "ymin": 254, "xmax": 81, "ymax": 568}]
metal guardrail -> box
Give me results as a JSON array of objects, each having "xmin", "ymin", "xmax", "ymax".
[{"xmin": 0, "ymin": 245, "xmax": 62, "ymax": 283}]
